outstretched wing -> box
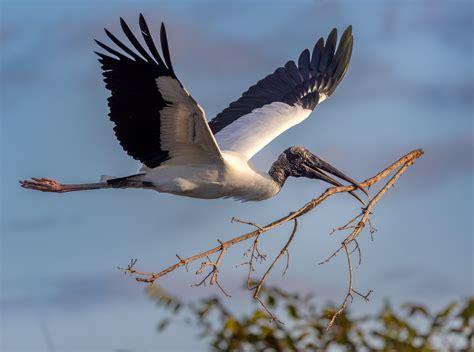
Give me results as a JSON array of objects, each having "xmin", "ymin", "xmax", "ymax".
[
  {"xmin": 209, "ymin": 26, "xmax": 353, "ymax": 160},
  {"xmin": 95, "ymin": 14, "xmax": 222, "ymax": 168}
]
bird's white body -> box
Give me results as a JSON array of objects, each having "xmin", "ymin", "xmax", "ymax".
[{"xmin": 138, "ymin": 151, "xmax": 280, "ymax": 201}]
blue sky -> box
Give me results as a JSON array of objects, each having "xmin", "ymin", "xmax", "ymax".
[{"xmin": 1, "ymin": 0, "xmax": 473, "ymax": 351}]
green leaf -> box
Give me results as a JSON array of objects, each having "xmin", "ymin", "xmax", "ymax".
[
  {"xmin": 250, "ymin": 310, "xmax": 267, "ymax": 323},
  {"xmin": 439, "ymin": 302, "xmax": 458, "ymax": 318},
  {"xmin": 459, "ymin": 298, "xmax": 474, "ymax": 326},
  {"xmin": 224, "ymin": 318, "xmax": 240, "ymax": 334},
  {"xmin": 267, "ymin": 295, "xmax": 275, "ymax": 308},
  {"xmin": 287, "ymin": 304, "xmax": 299, "ymax": 319}
]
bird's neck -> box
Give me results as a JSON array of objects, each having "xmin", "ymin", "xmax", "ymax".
[{"xmin": 268, "ymin": 161, "xmax": 289, "ymax": 187}]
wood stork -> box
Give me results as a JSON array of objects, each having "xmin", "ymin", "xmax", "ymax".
[{"xmin": 20, "ymin": 15, "xmax": 367, "ymax": 202}]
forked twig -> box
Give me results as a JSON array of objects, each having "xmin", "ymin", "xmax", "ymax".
[{"xmin": 250, "ymin": 218, "xmax": 298, "ymax": 320}]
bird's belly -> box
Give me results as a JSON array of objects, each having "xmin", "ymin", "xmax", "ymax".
[
  {"xmin": 141, "ymin": 165, "xmax": 227, "ymax": 199},
  {"xmin": 140, "ymin": 155, "xmax": 280, "ymax": 201},
  {"xmin": 162, "ymin": 178, "xmax": 279, "ymax": 201},
  {"xmin": 168, "ymin": 179, "xmax": 228, "ymax": 199}
]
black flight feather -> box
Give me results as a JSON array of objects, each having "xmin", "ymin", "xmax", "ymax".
[
  {"xmin": 104, "ymin": 28, "xmax": 143, "ymax": 62},
  {"xmin": 319, "ymin": 28, "xmax": 337, "ymax": 72},
  {"xmin": 94, "ymin": 40, "xmax": 129, "ymax": 61},
  {"xmin": 138, "ymin": 13, "xmax": 166, "ymax": 67},
  {"xmin": 160, "ymin": 23, "xmax": 176, "ymax": 78},
  {"xmin": 310, "ymin": 38, "xmax": 324, "ymax": 74},
  {"xmin": 119, "ymin": 17, "xmax": 155, "ymax": 63},
  {"xmin": 95, "ymin": 15, "xmax": 182, "ymax": 168},
  {"xmin": 298, "ymin": 48, "xmax": 311, "ymax": 80}
]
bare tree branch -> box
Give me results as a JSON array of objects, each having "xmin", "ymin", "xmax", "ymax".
[
  {"xmin": 120, "ymin": 149, "xmax": 424, "ymax": 326},
  {"xmin": 250, "ymin": 218, "xmax": 298, "ymax": 321}
]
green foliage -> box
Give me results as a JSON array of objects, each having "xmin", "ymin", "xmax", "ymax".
[{"xmin": 148, "ymin": 285, "xmax": 473, "ymax": 351}]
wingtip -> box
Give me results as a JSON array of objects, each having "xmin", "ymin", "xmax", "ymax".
[
  {"xmin": 94, "ymin": 39, "xmax": 107, "ymax": 50},
  {"xmin": 316, "ymin": 37, "xmax": 325, "ymax": 48},
  {"xmin": 119, "ymin": 17, "xmax": 129, "ymax": 30},
  {"xmin": 299, "ymin": 48, "xmax": 310, "ymax": 62},
  {"xmin": 284, "ymin": 60, "xmax": 296, "ymax": 69},
  {"xmin": 139, "ymin": 14, "xmax": 151, "ymax": 35},
  {"xmin": 343, "ymin": 25, "xmax": 353, "ymax": 39},
  {"xmin": 93, "ymin": 50, "xmax": 107, "ymax": 61},
  {"xmin": 327, "ymin": 28, "xmax": 338, "ymax": 45},
  {"xmin": 139, "ymin": 14, "xmax": 147, "ymax": 26}
]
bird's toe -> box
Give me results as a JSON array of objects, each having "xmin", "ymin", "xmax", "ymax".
[{"xmin": 20, "ymin": 178, "xmax": 63, "ymax": 192}]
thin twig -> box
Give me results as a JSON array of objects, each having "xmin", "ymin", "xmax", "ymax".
[
  {"xmin": 191, "ymin": 241, "xmax": 231, "ymax": 297},
  {"xmin": 282, "ymin": 249, "xmax": 290, "ymax": 277},
  {"xmin": 231, "ymin": 217, "xmax": 264, "ymax": 231},
  {"xmin": 327, "ymin": 243, "xmax": 353, "ymax": 329},
  {"xmin": 330, "ymin": 213, "xmax": 363, "ymax": 235},
  {"xmin": 240, "ymin": 232, "xmax": 268, "ymax": 289},
  {"xmin": 250, "ymin": 218, "xmax": 298, "ymax": 322},
  {"xmin": 252, "ymin": 218, "xmax": 298, "ymax": 297}
]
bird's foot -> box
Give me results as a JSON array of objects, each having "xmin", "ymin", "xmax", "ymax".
[{"xmin": 20, "ymin": 178, "xmax": 66, "ymax": 193}]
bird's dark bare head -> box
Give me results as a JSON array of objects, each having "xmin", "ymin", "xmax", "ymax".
[{"xmin": 269, "ymin": 146, "xmax": 368, "ymax": 204}]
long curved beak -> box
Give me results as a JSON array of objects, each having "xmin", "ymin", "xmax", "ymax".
[{"xmin": 302, "ymin": 154, "xmax": 368, "ymax": 205}]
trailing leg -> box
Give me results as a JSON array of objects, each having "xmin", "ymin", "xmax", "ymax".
[
  {"xmin": 20, "ymin": 178, "xmax": 111, "ymax": 193},
  {"xmin": 20, "ymin": 176, "xmax": 155, "ymax": 193}
]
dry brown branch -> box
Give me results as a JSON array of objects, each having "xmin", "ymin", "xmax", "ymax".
[
  {"xmin": 241, "ymin": 232, "xmax": 267, "ymax": 290},
  {"xmin": 250, "ymin": 218, "xmax": 298, "ymax": 321},
  {"xmin": 191, "ymin": 241, "xmax": 232, "ymax": 297},
  {"xmin": 120, "ymin": 149, "xmax": 424, "ymax": 326}
]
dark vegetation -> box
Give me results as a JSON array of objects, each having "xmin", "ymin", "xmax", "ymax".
[{"xmin": 149, "ymin": 284, "xmax": 473, "ymax": 351}]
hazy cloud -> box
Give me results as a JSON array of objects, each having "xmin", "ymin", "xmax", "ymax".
[
  {"xmin": 2, "ymin": 215, "xmax": 85, "ymax": 235},
  {"xmin": 1, "ymin": 273, "xmax": 141, "ymax": 312}
]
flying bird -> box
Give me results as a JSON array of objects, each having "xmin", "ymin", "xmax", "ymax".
[{"xmin": 21, "ymin": 15, "xmax": 367, "ymax": 202}]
